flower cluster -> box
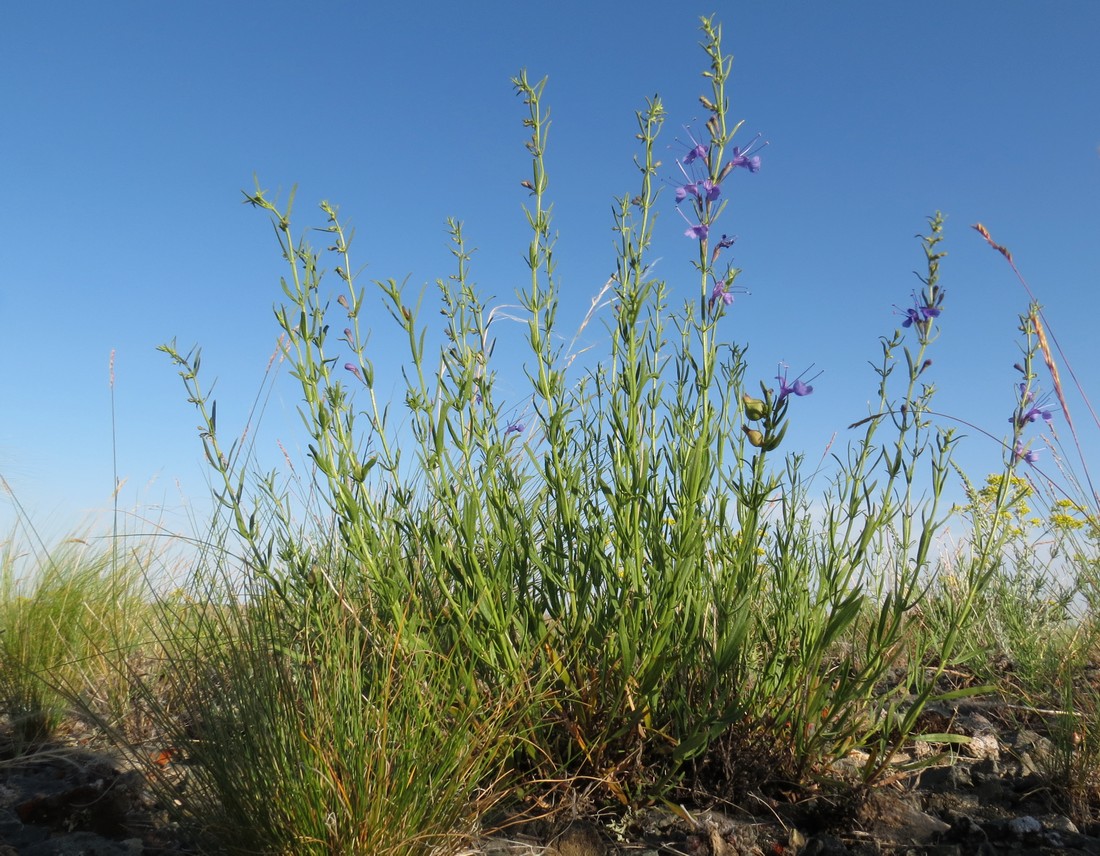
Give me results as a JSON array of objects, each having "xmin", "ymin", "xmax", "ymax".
[
  {"xmin": 1010, "ymin": 383, "xmax": 1055, "ymax": 429},
  {"xmin": 674, "ymin": 127, "xmax": 764, "ymax": 242},
  {"xmin": 1010, "ymin": 382, "xmax": 1056, "ymax": 465}
]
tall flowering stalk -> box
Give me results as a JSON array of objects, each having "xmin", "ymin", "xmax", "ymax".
[
  {"xmin": 754, "ymin": 213, "xmax": 971, "ymax": 784},
  {"xmin": 961, "ymin": 308, "xmax": 1062, "ymax": 574},
  {"xmin": 676, "ymin": 17, "xmax": 764, "ymax": 372}
]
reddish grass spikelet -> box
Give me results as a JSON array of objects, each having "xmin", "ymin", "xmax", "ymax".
[{"xmin": 1031, "ymin": 310, "xmax": 1070, "ymax": 438}]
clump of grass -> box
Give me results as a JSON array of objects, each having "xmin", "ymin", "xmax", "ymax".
[
  {"xmin": 0, "ymin": 533, "xmax": 149, "ymax": 750},
  {"xmin": 137, "ymin": 554, "xmax": 534, "ymax": 855}
]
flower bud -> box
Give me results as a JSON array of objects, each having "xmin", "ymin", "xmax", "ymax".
[
  {"xmin": 742, "ymin": 425, "xmax": 765, "ymax": 447},
  {"xmin": 742, "ymin": 393, "xmax": 768, "ymax": 421}
]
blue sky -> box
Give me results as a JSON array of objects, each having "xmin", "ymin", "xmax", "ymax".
[{"xmin": 2, "ymin": 2, "xmax": 1098, "ymax": 544}]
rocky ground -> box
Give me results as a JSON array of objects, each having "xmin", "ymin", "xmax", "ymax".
[{"xmin": 2, "ymin": 697, "xmax": 1100, "ymax": 855}]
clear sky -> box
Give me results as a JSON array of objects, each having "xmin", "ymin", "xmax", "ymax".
[{"xmin": 2, "ymin": 2, "xmax": 1098, "ymax": 545}]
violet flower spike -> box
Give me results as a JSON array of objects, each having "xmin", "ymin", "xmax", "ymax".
[
  {"xmin": 505, "ymin": 420, "xmax": 525, "ymax": 436},
  {"xmin": 776, "ymin": 363, "xmax": 819, "ymax": 403}
]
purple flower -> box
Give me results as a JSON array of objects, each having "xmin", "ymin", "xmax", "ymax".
[
  {"xmin": 725, "ymin": 133, "xmax": 766, "ymax": 174},
  {"xmin": 709, "ymin": 280, "xmax": 735, "ymax": 312},
  {"xmin": 699, "ymin": 179, "xmax": 721, "ymax": 201},
  {"xmin": 344, "ymin": 362, "xmax": 362, "ymax": 380},
  {"xmin": 1018, "ymin": 404, "xmax": 1054, "ymax": 427},
  {"xmin": 682, "ymin": 126, "xmax": 709, "ymax": 165},
  {"xmin": 710, "ymin": 233, "xmax": 737, "ymax": 265},
  {"xmin": 675, "ymin": 183, "xmax": 698, "ymax": 204},
  {"xmin": 684, "ymin": 142, "xmax": 708, "ymax": 165},
  {"xmin": 776, "ymin": 363, "xmax": 818, "ymax": 403},
  {"xmin": 505, "ymin": 421, "xmax": 525, "ymax": 436},
  {"xmin": 676, "ymin": 206, "xmax": 709, "ymax": 241},
  {"xmin": 1014, "ymin": 440, "xmax": 1040, "ymax": 464},
  {"xmin": 1010, "ymin": 384, "xmax": 1056, "ymax": 428},
  {"xmin": 675, "ymin": 177, "xmax": 722, "ymax": 205},
  {"xmin": 898, "ymin": 292, "xmax": 942, "ymax": 330}
]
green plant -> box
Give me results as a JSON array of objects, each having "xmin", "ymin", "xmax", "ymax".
[
  {"xmin": 0, "ymin": 535, "xmax": 149, "ymax": 749},
  {"xmin": 136, "ymin": 15, "xmax": 1096, "ymax": 848},
  {"xmin": 138, "ymin": 564, "xmax": 529, "ymax": 855}
]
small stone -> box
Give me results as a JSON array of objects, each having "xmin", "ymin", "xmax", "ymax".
[
  {"xmin": 1007, "ymin": 815, "xmax": 1042, "ymax": 838},
  {"xmin": 862, "ymin": 792, "xmax": 950, "ymax": 845},
  {"xmin": 946, "ymin": 762, "xmax": 973, "ymax": 789},
  {"xmin": 1040, "ymin": 814, "xmax": 1079, "ymax": 835},
  {"xmin": 1011, "ymin": 729, "xmax": 1055, "ymax": 763},
  {"xmin": 1017, "ymin": 751, "xmax": 1040, "ymax": 777},
  {"xmin": 964, "ymin": 732, "xmax": 1000, "ymax": 761}
]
